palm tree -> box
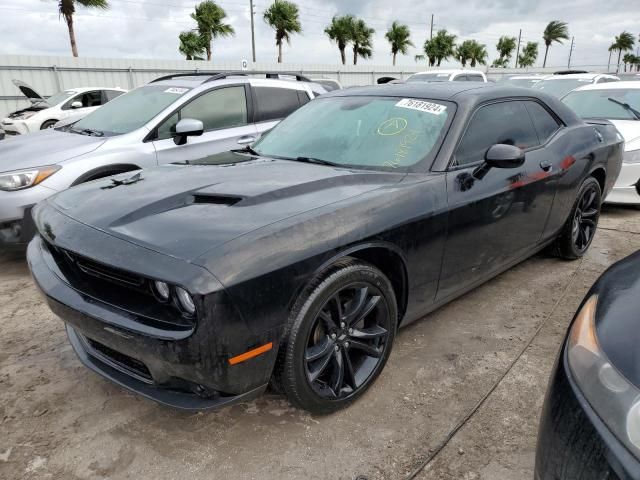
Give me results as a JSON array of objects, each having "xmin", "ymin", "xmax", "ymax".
[
  {"xmin": 58, "ymin": 0, "xmax": 109, "ymax": 57},
  {"xmin": 325, "ymin": 15, "xmax": 354, "ymax": 65},
  {"xmin": 468, "ymin": 41, "xmax": 488, "ymax": 67},
  {"xmin": 623, "ymin": 53, "xmax": 636, "ymax": 72},
  {"xmin": 350, "ymin": 18, "xmax": 375, "ymax": 65},
  {"xmin": 494, "ymin": 36, "xmax": 517, "ymax": 67},
  {"xmin": 191, "ymin": 1, "xmax": 234, "ymax": 62},
  {"xmin": 419, "ymin": 29, "xmax": 456, "ymax": 67},
  {"xmin": 179, "ymin": 31, "xmax": 206, "ymax": 60},
  {"xmin": 607, "ymin": 43, "xmax": 616, "ymax": 71},
  {"xmin": 518, "ymin": 42, "xmax": 538, "ymax": 68},
  {"xmin": 263, "ymin": 0, "xmax": 302, "ymax": 63},
  {"xmin": 456, "ymin": 40, "xmax": 474, "ymax": 67},
  {"xmin": 385, "ymin": 21, "xmax": 413, "ymax": 66},
  {"xmin": 542, "ymin": 20, "xmax": 569, "ymax": 67},
  {"xmin": 611, "ymin": 31, "xmax": 636, "ymax": 72}
]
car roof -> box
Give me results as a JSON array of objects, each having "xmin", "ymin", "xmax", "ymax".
[
  {"xmin": 411, "ymin": 69, "xmax": 485, "ymax": 76},
  {"xmin": 541, "ymin": 73, "xmax": 618, "ymax": 81},
  {"xmin": 65, "ymin": 87, "xmax": 127, "ymax": 92},
  {"xmin": 572, "ymin": 80, "xmax": 640, "ymax": 91},
  {"xmin": 151, "ymin": 76, "xmax": 314, "ymax": 91}
]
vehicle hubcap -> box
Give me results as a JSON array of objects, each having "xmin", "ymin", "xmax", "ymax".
[
  {"xmin": 572, "ymin": 185, "xmax": 599, "ymax": 252},
  {"xmin": 304, "ymin": 283, "xmax": 390, "ymax": 399}
]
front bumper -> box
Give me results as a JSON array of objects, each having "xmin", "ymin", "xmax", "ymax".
[
  {"xmin": 605, "ymin": 162, "xmax": 640, "ymax": 205},
  {"xmin": 27, "ymin": 233, "xmax": 278, "ymax": 410},
  {"xmin": 535, "ymin": 348, "xmax": 640, "ymax": 479},
  {"xmin": 0, "ymin": 185, "xmax": 56, "ymax": 249},
  {"xmin": 1, "ymin": 118, "xmax": 30, "ymax": 135}
]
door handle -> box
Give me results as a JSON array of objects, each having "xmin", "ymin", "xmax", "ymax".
[
  {"xmin": 237, "ymin": 136, "xmax": 256, "ymax": 145},
  {"xmin": 540, "ymin": 160, "xmax": 552, "ymax": 172}
]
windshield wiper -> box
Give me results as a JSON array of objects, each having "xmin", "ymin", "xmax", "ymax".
[
  {"xmin": 70, "ymin": 127, "xmax": 104, "ymax": 137},
  {"xmin": 231, "ymin": 145, "xmax": 261, "ymax": 156},
  {"xmin": 292, "ymin": 156, "xmax": 341, "ymax": 167},
  {"xmin": 607, "ymin": 97, "xmax": 640, "ymax": 120}
]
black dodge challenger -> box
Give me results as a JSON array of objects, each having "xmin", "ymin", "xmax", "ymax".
[
  {"xmin": 28, "ymin": 83, "xmax": 623, "ymax": 413},
  {"xmin": 536, "ymin": 251, "xmax": 640, "ymax": 479}
]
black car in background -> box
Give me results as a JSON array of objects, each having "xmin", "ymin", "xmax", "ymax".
[
  {"xmin": 28, "ymin": 83, "xmax": 623, "ymax": 413},
  {"xmin": 536, "ymin": 251, "xmax": 640, "ymax": 479}
]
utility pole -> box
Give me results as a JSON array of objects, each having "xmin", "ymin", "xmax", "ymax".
[
  {"xmin": 250, "ymin": 0, "xmax": 256, "ymax": 63},
  {"xmin": 567, "ymin": 36, "xmax": 574, "ymax": 69},
  {"xmin": 515, "ymin": 29, "xmax": 522, "ymax": 68},
  {"xmin": 430, "ymin": 14, "xmax": 434, "ymax": 40}
]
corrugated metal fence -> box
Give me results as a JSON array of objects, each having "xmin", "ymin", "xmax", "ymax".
[{"xmin": 0, "ymin": 54, "xmax": 608, "ymax": 118}]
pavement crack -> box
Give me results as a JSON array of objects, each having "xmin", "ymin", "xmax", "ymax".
[{"xmin": 402, "ymin": 256, "xmax": 586, "ymax": 480}]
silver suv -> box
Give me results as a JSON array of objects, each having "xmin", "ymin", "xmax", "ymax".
[{"xmin": 0, "ymin": 72, "xmax": 324, "ymax": 248}]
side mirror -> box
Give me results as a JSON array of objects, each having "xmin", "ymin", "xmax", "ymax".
[
  {"xmin": 484, "ymin": 144, "xmax": 525, "ymax": 169},
  {"xmin": 174, "ymin": 118, "xmax": 204, "ymax": 145},
  {"xmin": 70, "ymin": 101, "xmax": 83, "ymax": 109}
]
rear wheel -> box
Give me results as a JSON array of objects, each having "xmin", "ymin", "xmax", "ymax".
[
  {"xmin": 275, "ymin": 259, "xmax": 397, "ymax": 414},
  {"xmin": 551, "ymin": 177, "xmax": 601, "ymax": 259},
  {"xmin": 40, "ymin": 120, "xmax": 58, "ymax": 130}
]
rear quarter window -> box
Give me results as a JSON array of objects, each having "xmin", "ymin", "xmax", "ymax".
[
  {"xmin": 523, "ymin": 101, "xmax": 561, "ymax": 143},
  {"xmin": 254, "ymin": 87, "xmax": 302, "ymax": 122}
]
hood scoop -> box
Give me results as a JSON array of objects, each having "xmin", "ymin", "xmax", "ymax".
[{"xmin": 191, "ymin": 194, "xmax": 242, "ymax": 206}]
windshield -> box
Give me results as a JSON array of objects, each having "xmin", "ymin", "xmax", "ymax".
[
  {"xmin": 253, "ymin": 96, "xmax": 453, "ymax": 171},
  {"xmin": 42, "ymin": 90, "xmax": 75, "ymax": 106},
  {"xmin": 563, "ymin": 89, "xmax": 640, "ymax": 120},
  {"xmin": 533, "ymin": 78, "xmax": 593, "ymax": 98},
  {"xmin": 406, "ymin": 73, "xmax": 451, "ymax": 83},
  {"xmin": 72, "ymin": 85, "xmax": 191, "ymax": 136}
]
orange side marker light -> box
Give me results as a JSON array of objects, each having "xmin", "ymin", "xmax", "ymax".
[{"xmin": 228, "ymin": 342, "xmax": 273, "ymax": 365}]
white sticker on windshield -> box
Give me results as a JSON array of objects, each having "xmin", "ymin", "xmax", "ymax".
[
  {"xmin": 164, "ymin": 87, "xmax": 189, "ymax": 94},
  {"xmin": 395, "ymin": 98, "xmax": 447, "ymax": 115}
]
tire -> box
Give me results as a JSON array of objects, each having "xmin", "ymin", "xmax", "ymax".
[
  {"xmin": 40, "ymin": 120, "xmax": 58, "ymax": 130},
  {"xmin": 274, "ymin": 258, "xmax": 397, "ymax": 414},
  {"xmin": 550, "ymin": 176, "xmax": 602, "ymax": 260}
]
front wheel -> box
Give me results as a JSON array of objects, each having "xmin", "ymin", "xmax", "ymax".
[
  {"xmin": 275, "ymin": 259, "xmax": 397, "ymax": 414},
  {"xmin": 551, "ymin": 177, "xmax": 602, "ymax": 259},
  {"xmin": 40, "ymin": 120, "xmax": 58, "ymax": 130}
]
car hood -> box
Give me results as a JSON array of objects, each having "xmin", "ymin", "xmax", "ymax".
[
  {"xmin": 12, "ymin": 79, "xmax": 46, "ymax": 102},
  {"xmin": 609, "ymin": 119, "xmax": 640, "ymax": 150},
  {"xmin": 48, "ymin": 154, "xmax": 402, "ymax": 261},
  {"xmin": 0, "ymin": 129, "xmax": 105, "ymax": 172}
]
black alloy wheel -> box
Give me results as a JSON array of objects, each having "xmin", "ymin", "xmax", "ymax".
[
  {"xmin": 304, "ymin": 282, "xmax": 391, "ymax": 400},
  {"xmin": 275, "ymin": 259, "xmax": 397, "ymax": 414},
  {"xmin": 572, "ymin": 184, "xmax": 599, "ymax": 253},
  {"xmin": 551, "ymin": 176, "xmax": 602, "ymax": 260}
]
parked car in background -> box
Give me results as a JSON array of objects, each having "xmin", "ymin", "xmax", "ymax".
[
  {"xmin": 406, "ymin": 69, "xmax": 487, "ymax": 83},
  {"xmin": 500, "ymin": 74, "xmax": 547, "ymax": 88},
  {"xmin": 28, "ymin": 82, "xmax": 622, "ymax": 413},
  {"xmin": 533, "ymin": 73, "xmax": 620, "ymax": 98},
  {"xmin": 563, "ymin": 82, "xmax": 640, "ymax": 205},
  {"xmin": 0, "ymin": 72, "xmax": 325, "ymax": 249},
  {"xmin": 310, "ymin": 77, "xmax": 342, "ymax": 92},
  {"xmin": 619, "ymin": 72, "xmax": 640, "ymax": 82},
  {"xmin": 1, "ymin": 80, "xmax": 126, "ymax": 136},
  {"xmin": 536, "ymin": 250, "xmax": 640, "ymax": 480}
]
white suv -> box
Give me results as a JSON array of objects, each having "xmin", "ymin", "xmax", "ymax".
[
  {"xmin": 1, "ymin": 80, "xmax": 127, "ymax": 135},
  {"xmin": 0, "ymin": 71, "xmax": 325, "ymax": 248},
  {"xmin": 406, "ymin": 69, "xmax": 487, "ymax": 83}
]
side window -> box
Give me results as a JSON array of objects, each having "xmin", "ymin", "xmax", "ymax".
[
  {"xmin": 105, "ymin": 90, "xmax": 125, "ymax": 102},
  {"xmin": 254, "ymin": 87, "xmax": 302, "ymax": 122},
  {"xmin": 297, "ymin": 90, "xmax": 311, "ymax": 105},
  {"xmin": 454, "ymin": 101, "xmax": 539, "ymax": 167},
  {"xmin": 468, "ymin": 75, "xmax": 484, "ymax": 82},
  {"xmin": 155, "ymin": 86, "xmax": 248, "ymax": 140},
  {"xmin": 63, "ymin": 91, "xmax": 103, "ymax": 110},
  {"xmin": 452, "ymin": 75, "xmax": 468, "ymax": 82},
  {"xmin": 523, "ymin": 101, "xmax": 561, "ymax": 143}
]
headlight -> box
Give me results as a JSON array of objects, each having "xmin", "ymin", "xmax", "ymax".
[
  {"xmin": 567, "ymin": 295, "xmax": 640, "ymax": 458},
  {"xmin": 624, "ymin": 149, "xmax": 640, "ymax": 164},
  {"xmin": 0, "ymin": 166, "xmax": 60, "ymax": 191},
  {"xmin": 175, "ymin": 287, "xmax": 196, "ymax": 315},
  {"xmin": 153, "ymin": 281, "xmax": 170, "ymax": 301}
]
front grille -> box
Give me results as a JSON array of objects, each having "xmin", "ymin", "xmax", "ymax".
[
  {"xmin": 42, "ymin": 240, "xmax": 196, "ymax": 331},
  {"xmin": 86, "ymin": 337, "xmax": 153, "ymax": 382},
  {"xmin": 63, "ymin": 250, "xmax": 145, "ymax": 288}
]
